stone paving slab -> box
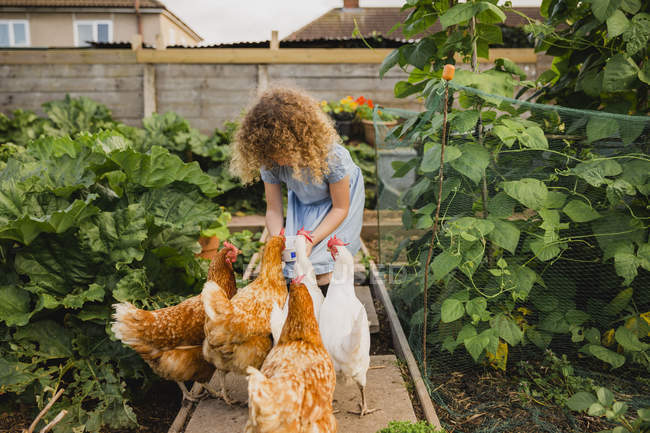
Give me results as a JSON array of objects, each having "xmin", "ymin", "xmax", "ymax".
[
  {"xmin": 184, "ymin": 355, "xmax": 415, "ymax": 433},
  {"xmin": 355, "ymin": 285, "xmax": 379, "ymax": 334}
]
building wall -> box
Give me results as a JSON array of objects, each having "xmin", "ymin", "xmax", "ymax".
[
  {"xmin": 0, "ymin": 10, "xmax": 198, "ymax": 47},
  {"xmin": 160, "ymin": 13, "xmax": 199, "ymax": 46}
]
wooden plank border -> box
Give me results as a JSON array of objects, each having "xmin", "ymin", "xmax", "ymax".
[
  {"xmin": 0, "ymin": 48, "xmax": 536, "ymax": 65},
  {"xmin": 360, "ymin": 241, "xmax": 443, "ymax": 429}
]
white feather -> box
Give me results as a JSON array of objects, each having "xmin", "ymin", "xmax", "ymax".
[
  {"xmin": 293, "ymin": 235, "xmax": 324, "ymax": 321},
  {"xmin": 318, "ymin": 244, "xmax": 370, "ymax": 387},
  {"xmin": 270, "ymin": 299, "xmax": 288, "ymax": 346}
]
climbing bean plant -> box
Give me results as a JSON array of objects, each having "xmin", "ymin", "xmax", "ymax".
[{"xmin": 381, "ymin": 0, "xmax": 649, "ymax": 375}]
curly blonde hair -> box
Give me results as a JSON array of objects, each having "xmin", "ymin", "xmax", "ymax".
[{"xmin": 230, "ymin": 86, "xmax": 339, "ymax": 184}]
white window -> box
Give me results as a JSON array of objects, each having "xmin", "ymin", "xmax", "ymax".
[
  {"xmin": 74, "ymin": 20, "xmax": 112, "ymax": 47},
  {"xmin": 0, "ymin": 20, "xmax": 30, "ymax": 47}
]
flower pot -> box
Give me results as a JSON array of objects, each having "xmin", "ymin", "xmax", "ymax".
[
  {"xmin": 361, "ymin": 119, "xmax": 398, "ymax": 147},
  {"xmin": 334, "ymin": 118, "xmax": 359, "ymax": 139},
  {"xmin": 196, "ymin": 236, "xmax": 220, "ymax": 259}
]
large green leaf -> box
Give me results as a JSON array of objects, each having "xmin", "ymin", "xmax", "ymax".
[
  {"xmin": 464, "ymin": 329, "xmax": 493, "ymax": 361},
  {"xmin": 592, "ymin": 0, "xmax": 622, "ymax": 22},
  {"xmin": 607, "ymin": 10, "xmax": 630, "ymax": 37},
  {"xmin": 0, "ymin": 285, "xmax": 32, "ymax": 326},
  {"xmin": 602, "ymin": 54, "xmax": 638, "ymax": 92},
  {"xmin": 487, "ymin": 192, "xmax": 516, "ymax": 218},
  {"xmin": 432, "ymin": 250, "xmax": 462, "ymax": 281},
  {"xmin": 13, "ymin": 320, "xmax": 73, "ymax": 358},
  {"xmin": 614, "ymin": 246, "xmax": 638, "ymax": 285},
  {"xmin": 379, "ymin": 48, "xmax": 401, "ymax": 79},
  {"xmin": 567, "ymin": 392, "xmax": 598, "ymax": 411},
  {"xmin": 475, "ymin": 1, "xmax": 506, "ymax": 24},
  {"xmin": 450, "ymin": 142, "xmax": 490, "ymax": 184},
  {"xmin": 441, "ymin": 297, "xmax": 465, "ymax": 323},
  {"xmin": 527, "ymin": 328, "xmax": 553, "ymax": 349},
  {"xmin": 604, "ymin": 287, "xmax": 633, "ymax": 316},
  {"xmin": 407, "ymin": 37, "xmax": 437, "ymax": 70},
  {"xmin": 502, "ymin": 178, "xmax": 548, "ymax": 210},
  {"xmin": 571, "ymin": 159, "xmax": 622, "ymax": 186},
  {"xmin": 586, "ymin": 117, "xmax": 619, "ymax": 144},
  {"xmin": 420, "ymin": 142, "xmax": 463, "ymax": 173},
  {"xmin": 79, "ymin": 203, "xmax": 148, "ymax": 267},
  {"xmin": 615, "ymin": 326, "xmax": 649, "ymax": 351},
  {"xmin": 563, "ymin": 200, "xmax": 601, "ymax": 222},
  {"xmin": 584, "ymin": 344, "xmax": 626, "ymax": 368},
  {"xmin": 0, "ymin": 194, "xmax": 99, "ymax": 245},
  {"xmin": 439, "ymin": 2, "xmax": 475, "ymax": 28},
  {"xmin": 487, "ymin": 219, "xmax": 520, "ymax": 254},
  {"xmin": 491, "ymin": 313, "xmax": 523, "ymax": 346},
  {"xmin": 110, "ymin": 146, "xmax": 219, "ymax": 197}
]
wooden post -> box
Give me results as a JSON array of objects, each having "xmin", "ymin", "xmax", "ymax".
[
  {"xmin": 130, "ymin": 33, "xmax": 142, "ymax": 51},
  {"xmin": 143, "ymin": 63, "xmax": 156, "ymax": 117},
  {"xmin": 257, "ymin": 64, "xmax": 269, "ymax": 96},
  {"xmin": 270, "ymin": 30, "xmax": 279, "ymax": 50},
  {"xmin": 156, "ymin": 33, "xmax": 166, "ymax": 50}
]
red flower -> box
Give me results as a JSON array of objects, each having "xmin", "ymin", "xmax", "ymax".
[
  {"xmin": 367, "ymin": 99, "xmax": 374, "ymax": 108},
  {"xmin": 356, "ymin": 96, "xmax": 366, "ymax": 105}
]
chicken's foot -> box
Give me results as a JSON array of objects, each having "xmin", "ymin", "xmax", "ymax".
[
  {"xmin": 217, "ymin": 370, "xmax": 240, "ymax": 406},
  {"xmin": 347, "ymin": 383, "xmax": 380, "ymax": 417}
]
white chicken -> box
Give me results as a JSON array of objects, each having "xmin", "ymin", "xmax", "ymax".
[
  {"xmin": 270, "ymin": 227, "xmax": 324, "ymax": 346},
  {"xmin": 318, "ymin": 235, "xmax": 378, "ymax": 417}
]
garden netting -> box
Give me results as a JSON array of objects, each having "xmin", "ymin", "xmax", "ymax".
[{"xmin": 369, "ymin": 84, "xmax": 650, "ymax": 433}]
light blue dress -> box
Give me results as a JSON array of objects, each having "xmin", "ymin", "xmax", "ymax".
[{"xmin": 261, "ymin": 143, "xmax": 364, "ymax": 277}]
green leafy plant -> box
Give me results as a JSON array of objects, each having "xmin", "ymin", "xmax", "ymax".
[
  {"xmin": 528, "ymin": 0, "xmax": 649, "ymax": 114},
  {"xmin": 567, "ymin": 387, "xmax": 650, "ymax": 432},
  {"xmin": 517, "ymin": 350, "xmax": 595, "ymax": 407},
  {"xmin": 377, "ymin": 420, "xmax": 446, "ymax": 433},
  {"xmin": 0, "ymin": 124, "xmax": 233, "ymax": 430},
  {"xmin": 382, "ymin": 0, "xmax": 649, "ymax": 378}
]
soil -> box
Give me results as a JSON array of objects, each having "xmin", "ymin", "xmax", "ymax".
[{"xmin": 428, "ymin": 367, "xmax": 615, "ymax": 433}]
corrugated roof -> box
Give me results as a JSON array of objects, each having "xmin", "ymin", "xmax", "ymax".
[
  {"xmin": 170, "ymin": 36, "xmax": 408, "ymax": 49},
  {"xmin": 284, "ymin": 7, "xmax": 543, "ymax": 41},
  {"xmin": 0, "ymin": 0, "xmax": 164, "ymax": 7}
]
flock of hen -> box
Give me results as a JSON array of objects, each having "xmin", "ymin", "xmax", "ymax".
[{"xmin": 111, "ymin": 229, "xmax": 376, "ymax": 433}]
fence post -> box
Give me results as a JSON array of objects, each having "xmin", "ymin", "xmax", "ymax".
[{"xmin": 143, "ymin": 64, "xmax": 156, "ymax": 117}]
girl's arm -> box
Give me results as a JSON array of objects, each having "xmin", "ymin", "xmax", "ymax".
[
  {"xmin": 309, "ymin": 175, "xmax": 350, "ymax": 252},
  {"xmin": 264, "ymin": 181, "xmax": 284, "ymax": 236}
]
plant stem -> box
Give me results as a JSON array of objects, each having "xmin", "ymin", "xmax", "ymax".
[{"xmin": 422, "ymin": 83, "xmax": 450, "ymax": 375}]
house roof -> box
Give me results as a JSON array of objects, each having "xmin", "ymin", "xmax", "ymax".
[
  {"xmin": 0, "ymin": 0, "xmax": 164, "ymax": 7},
  {"xmin": 284, "ymin": 7, "xmax": 543, "ymax": 41}
]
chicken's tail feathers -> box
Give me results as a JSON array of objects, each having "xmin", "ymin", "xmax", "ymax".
[
  {"xmin": 111, "ymin": 302, "xmax": 147, "ymax": 345},
  {"xmin": 201, "ymin": 280, "xmax": 232, "ymax": 323}
]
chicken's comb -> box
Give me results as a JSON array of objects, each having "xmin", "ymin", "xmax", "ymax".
[
  {"xmin": 291, "ymin": 275, "xmax": 305, "ymax": 286},
  {"xmin": 279, "ymin": 228, "xmax": 285, "ymax": 238},
  {"xmin": 223, "ymin": 241, "xmax": 240, "ymax": 254},
  {"xmin": 327, "ymin": 235, "xmax": 349, "ymax": 249},
  {"xmin": 297, "ymin": 227, "xmax": 313, "ymax": 243}
]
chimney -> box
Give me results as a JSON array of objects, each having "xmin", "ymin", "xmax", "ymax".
[{"xmin": 343, "ymin": 0, "xmax": 359, "ymax": 8}]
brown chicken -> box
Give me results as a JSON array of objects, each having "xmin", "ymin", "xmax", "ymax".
[
  {"xmin": 202, "ymin": 233, "xmax": 287, "ymax": 405},
  {"xmin": 111, "ymin": 242, "xmax": 240, "ymax": 402},
  {"xmin": 245, "ymin": 275, "xmax": 337, "ymax": 433}
]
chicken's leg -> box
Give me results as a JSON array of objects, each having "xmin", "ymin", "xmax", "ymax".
[
  {"xmin": 348, "ymin": 382, "xmax": 380, "ymax": 417},
  {"xmin": 176, "ymin": 381, "xmax": 205, "ymax": 403},
  {"xmin": 217, "ymin": 370, "xmax": 239, "ymax": 406}
]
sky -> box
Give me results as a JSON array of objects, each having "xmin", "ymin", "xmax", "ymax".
[{"xmin": 163, "ymin": 0, "xmax": 542, "ymax": 45}]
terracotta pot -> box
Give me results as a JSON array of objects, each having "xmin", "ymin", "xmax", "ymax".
[
  {"xmin": 361, "ymin": 118, "xmax": 398, "ymax": 147},
  {"xmin": 196, "ymin": 236, "xmax": 220, "ymax": 259}
]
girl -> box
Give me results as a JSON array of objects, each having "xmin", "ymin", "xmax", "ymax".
[{"xmin": 230, "ymin": 87, "xmax": 364, "ymax": 290}]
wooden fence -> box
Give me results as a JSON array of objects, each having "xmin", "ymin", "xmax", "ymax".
[{"xmin": 0, "ymin": 48, "xmax": 548, "ymax": 133}]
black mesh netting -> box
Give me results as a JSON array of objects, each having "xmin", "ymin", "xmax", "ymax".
[{"xmin": 369, "ymin": 84, "xmax": 650, "ymax": 433}]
